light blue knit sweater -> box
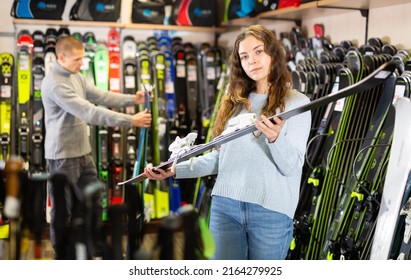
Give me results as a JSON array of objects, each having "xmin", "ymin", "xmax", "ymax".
[
  {"xmin": 175, "ymin": 90, "xmax": 311, "ymax": 219},
  {"xmin": 41, "ymin": 61, "xmax": 135, "ymax": 160}
]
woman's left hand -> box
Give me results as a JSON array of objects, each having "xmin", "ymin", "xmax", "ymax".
[{"xmin": 255, "ymin": 115, "xmax": 285, "ymax": 143}]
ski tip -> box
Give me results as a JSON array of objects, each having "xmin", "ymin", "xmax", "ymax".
[
  {"xmin": 117, "ymin": 176, "xmax": 138, "ymax": 186},
  {"xmin": 117, "ymin": 180, "xmax": 127, "ymax": 186},
  {"xmin": 378, "ymin": 60, "xmax": 398, "ymax": 75}
]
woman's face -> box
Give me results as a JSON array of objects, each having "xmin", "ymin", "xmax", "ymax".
[{"xmin": 238, "ymin": 35, "xmax": 272, "ymax": 86}]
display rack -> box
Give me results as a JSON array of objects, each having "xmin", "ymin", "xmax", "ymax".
[
  {"xmin": 13, "ymin": 0, "xmax": 410, "ymax": 38},
  {"xmin": 221, "ymin": 0, "xmax": 411, "ymax": 41},
  {"xmin": 13, "ymin": 18, "xmax": 226, "ymax": 33}
]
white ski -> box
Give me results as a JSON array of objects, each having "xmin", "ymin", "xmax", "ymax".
[{"xmin": 370, "ymin": 97, "xmax": 411, "ymax": 259}]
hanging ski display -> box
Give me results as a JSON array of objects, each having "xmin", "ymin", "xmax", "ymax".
[
  {"xmin": 0, "ymin": 53, "xmax": 14, "ymax": 162},
  {"xmin": 122, "ymin": 35, "xmax": 138, "ymax": 180},
  {"xmin": 16, "ymin": 31, "xmax": 33, "ymax": 169},
  {"xmin": 107, "ymin": 28, "xmax": 123, "ymax": 205},
  {"xmin": 321, "ymin": 73, "xmax": 396, "ymax": 260},
  {"xmin": 30, "ymin": 55, "xmax": 45, "ymax": 173},
  {"xmin": 150, "ymin": 49, "xmax": 170, "ymax": 219}
]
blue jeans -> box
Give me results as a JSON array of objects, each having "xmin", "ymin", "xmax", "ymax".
[
  {"xmin": 47, "ymin": 154, "xmax": 99, "ymax": 248},
  {"xmin": 209, "ymin": 196, "xmax": 293, "ymax": 260}
]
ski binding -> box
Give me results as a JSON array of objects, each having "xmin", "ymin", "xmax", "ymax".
[
  {"xmin": 220, "ymin": 113, "xmax": 257, "ymax": 136},
  {"xmin": 400, "ymin": 197, "xmax": 411, "ymax": 244},
  {"xmin": 168, "ymin": 132, "xmax": 198, "ymax": 159}
]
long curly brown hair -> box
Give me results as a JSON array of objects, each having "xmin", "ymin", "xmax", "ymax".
[{"xmin": 212, "ymin": 25, "xmax": 291, "ymax": 138}]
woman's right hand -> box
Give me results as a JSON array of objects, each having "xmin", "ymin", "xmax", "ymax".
[{"xmin": 144, "ymin": 166, "xmax": 175, "ymax": 180}]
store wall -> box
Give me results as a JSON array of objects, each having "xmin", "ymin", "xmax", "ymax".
[
  {"xmin": 217, "ymin": 19, "xmax": 296, "ymax": 49},
  {"xmin": 368, "ymin": 3, "xmax": 411, "ymax": 50},
  {"xmin": 1, "ymin": 1, "xmax": 411, "ymax": 54},
  {"xmin": 0, "ymin": 0, "xmax": 16, "ymax": 53},
  {"xmin": 303, "ymin": 2, "xmax": 411, "ymax": 49}
]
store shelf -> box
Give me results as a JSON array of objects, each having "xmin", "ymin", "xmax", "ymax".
[
  {"xmin": 221, "ymin": 0, "xmax": 411, "ymax": 26},
  {"xmin": 125, "ymin": 23, "xmax": 226, "ymax": 33},
  {"xmin": 12, "ymin": 0, "xmax": 411, "ymax": 36},
  {"xmin": 13, "ymin": 18, "xmax": 124, "ymax": 28},
  {"xmin": 13, "ymin": 18, "xmax": 226, "ymax": 33},
  {"xmin": 320, "ymin": 0, "xmax": 411, "ymax": 9},
  {"xmin": 221, "ymin": 0, "xmax": 343, "ymax": 26},
  {"xmin": 257, "ymin": 0, "xmax": 342, "ymax": 21},
  {"xmin": 220, "ymin": 16, "xmax": 261, "ymax": 27}
]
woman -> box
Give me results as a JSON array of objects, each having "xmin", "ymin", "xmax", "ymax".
[{"xmin": 145, "ymin": 25, "xmax": 311, "ymax": 260}]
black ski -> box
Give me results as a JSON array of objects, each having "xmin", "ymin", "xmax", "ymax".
[{"xmin": 118, "ymin": 61, "xmax": 397, "ymax": 186}]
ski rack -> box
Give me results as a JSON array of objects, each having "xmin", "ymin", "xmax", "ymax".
[
  {"xmin": 304, "ymin": 132, "xmax": 331, "ymax": 170},
  {"xmin": 118, "ymin": 61, "xmax": 398, "ymax": 186},
  {"xmin": 350, "ymin": 142, "xmax": 392, "ymax": 186},
  {"xmin": 324, "ymin": 136, "xmax": 381, "ymax": 185},
  {"xmin": 323, "ymin": 137, "xmax": 392, "ymax": 202}
]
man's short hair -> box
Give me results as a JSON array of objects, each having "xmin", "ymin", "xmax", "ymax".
[{"xmin": 56, "ymin": 35, "xmax": 84, "ymax": 56}]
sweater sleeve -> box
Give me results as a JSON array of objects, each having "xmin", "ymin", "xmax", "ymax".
[
  {"xmin": 267, "ymin": 92, "xmax": 311, "ymax": 176},
  {"xmin": 50, "ymin": 81, "xmax": 133, "ymax": 127},
  {"xmin": 85, "ymin": 78, "xmax": 135, "ymax": 109},
  {"xmin": 175, "ymin": 149, "xmax": 219, "ymax": 179}
]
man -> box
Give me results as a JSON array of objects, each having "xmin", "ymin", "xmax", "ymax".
[{"xmin": 41, "ymin": 35, "xmax": 151, "ymax": 258}]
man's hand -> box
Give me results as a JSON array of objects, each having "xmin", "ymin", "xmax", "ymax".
[
  {"xmin": 134, "ymin": 90, "xmax": 154, "ymax": 105},
  {"xmin": 131, "ymin": 109, "xmax": 152, "ymax": 128}
]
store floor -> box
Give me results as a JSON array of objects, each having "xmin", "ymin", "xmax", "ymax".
[{"xmin": 1, "ymin": 231, "xmax": 184, "ymax": 260}]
